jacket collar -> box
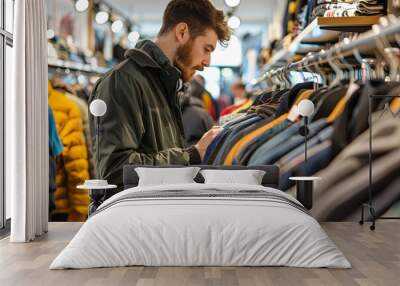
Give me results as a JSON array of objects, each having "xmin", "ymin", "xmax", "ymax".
[
  {"xmin": 125, "ymin": 40, "xmax": 179, "ymax": 73},
  {"xmin": 126, "ymin": 40, "xmax": 184, "ymax": 104},
  {"xmin": 125, "ymin": 40, "xmax": 183, "ymax": 92}
]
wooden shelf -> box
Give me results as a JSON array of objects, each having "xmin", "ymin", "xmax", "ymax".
[{"xmin": 317, "ymin": 15, "xmax": 381, "ymax": 32}]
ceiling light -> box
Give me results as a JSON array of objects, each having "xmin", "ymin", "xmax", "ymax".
[
  {"xmin": 222, "ymin": 68, "xmax": 234, "ymax": 79},
  {"xmin": 75, "ymin": 0, "xmax": 89, "ymax": 12},
  {"xmin": 225, "ymin": 0, "xmax": 241, "ymax": 8},
  {"xmin": 47, "ymin": 29, "xmax": 55, "ymax": 39},
  {"xmin": 228, "ymin": 16, "xmax": 241, "ymax": 29},
  {"xmin": 111, "ymin": 20, "xmax": 124, "ymax": 33},
  {"xmin": 95, "ymin": 11, "xmax": 109, "ymax": 25},
  {"xmin": 128, "ymin": 31, "xmax": 141, "ymax": 42}
]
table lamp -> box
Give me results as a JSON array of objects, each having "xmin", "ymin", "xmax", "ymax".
[
  {"xmin": 78, "ymin": 99, "xmax": 117, "ymax": 215},
  {"xmin": 298, "ymin": 99, "xmax": 315, "ymax": 162},
  {"xmin": 290, "ymin": 99, "xmax": 318, "ymax": 210},
  {"xmin": 90, "ymin": 99, "xmax": 107, "ymax": 178}
]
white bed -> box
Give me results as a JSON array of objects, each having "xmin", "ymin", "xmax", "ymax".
[{"xmin": 50, "ymin": 183, "xmax": 351, "ymax": 269}]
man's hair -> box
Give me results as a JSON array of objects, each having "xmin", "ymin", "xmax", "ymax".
[{"xmin": 158, "ymin": 0, "xmax": 231, "ymax": 47}]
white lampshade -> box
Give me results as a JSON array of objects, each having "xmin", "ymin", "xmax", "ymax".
[
  {"xmin": 225, "ymin": 0, "xmax": 241, "ymax": 8},
  {"xmin": 90, "ymin": 99, "xmax": 107, "ymax": 117},
  {"xmin": 298, "ymin": 99, "xmax": 315, "ymax": 117},
  {"xmin": 228, "ymin": 16, "xmax": 241, "ymax": 29},
  {"xmin": 75, "ymin": 0, "xmax": 89, "ymax": 12},
  {"xmin": 111, "ymin": 20, "xmax": 124, "ymax": 33},
  {"xmin": 95, "ymin": 11, "xmax": 109, "ymax": 25}
]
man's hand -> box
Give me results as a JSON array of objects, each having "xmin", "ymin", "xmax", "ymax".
[{"xmin": 195, "ymin": 126, "xmax": 222, "ymax": 160}]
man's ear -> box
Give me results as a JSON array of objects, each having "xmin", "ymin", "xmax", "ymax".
[{"xmin": 175, "ymin": 22, "xmax": 190, "ymax": 44}]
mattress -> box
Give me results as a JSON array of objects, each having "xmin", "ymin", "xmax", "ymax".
[{"xmin": 50, "ymin": 183, "xmax": 351, "ymax": 269}]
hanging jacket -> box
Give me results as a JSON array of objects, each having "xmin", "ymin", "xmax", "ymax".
[
  {"xmin": 220, "ymin": 99, "xmax": 251, "ymax": 116},
  {"xmin": 182, "ymin": 96, "xmax": 214, "ymax": 147},
  {"xmin": 48, "ymin": 81, "xmax": 90, "ymax": 222},
  {"xmin": 66, "ymin": 93, "xmax": 94, "ymax": 179},
  {"xmin": 310, "ymin": 111, "xmax": 400, "ymax": 221},
  {"xmin": 49, "ymin": 106, "xmax": 64, "ymax": 157},
  {"xmin": 49, "ymin": 106, "xmax": 63, "ymax": 215}
]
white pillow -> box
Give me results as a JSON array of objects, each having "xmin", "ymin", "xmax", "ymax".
[
  {"xmin": 135, "ymin": 167, "xmax": 201, "ymax": 186},
  {"xmin": 200, "ymin": 169, "xmax": 266, "ymax": 185}
]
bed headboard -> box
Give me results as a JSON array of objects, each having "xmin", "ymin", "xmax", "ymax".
[{"xmin": 123, "ymin": 165, "xmax": 280, "ymax": 189}]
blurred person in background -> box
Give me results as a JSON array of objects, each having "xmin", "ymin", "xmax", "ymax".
[
  {"xmin": 191, "ymin": 75, "xmax": 220, "ymax": 121},
  {"xmin": 220, "ymin": 80, "xmax": 251, "ymax": 116},
  {"xmin": 231, "ymin": 80, "xmax": 248, "ymax": 104},
  {"xmin": 181, "ymin": 80, "xmax": 214, "ymax": 147}
]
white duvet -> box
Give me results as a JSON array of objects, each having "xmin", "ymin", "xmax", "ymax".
[{"xmin": 50, "ymin": 183, "xmax": 351, "ymax": 269}]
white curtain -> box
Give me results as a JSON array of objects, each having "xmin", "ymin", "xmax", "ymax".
[{"xmin": 9, "ymin": 0, "xmax": 49, "ymax": 242}]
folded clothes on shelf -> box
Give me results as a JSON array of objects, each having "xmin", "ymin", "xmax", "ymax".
[{"xmin": 312, "ymin": 0, "xmax": 384, "ymax": 18}]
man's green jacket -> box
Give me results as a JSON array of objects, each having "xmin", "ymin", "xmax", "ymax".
[{"xmin": 89, "ymin": 40, "xmax": 201, "ymax": 188}]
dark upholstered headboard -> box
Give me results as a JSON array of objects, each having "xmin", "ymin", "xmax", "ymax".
[{"xmin": 123, "ymin": 165, "xmax": 280, "ymax": 189}]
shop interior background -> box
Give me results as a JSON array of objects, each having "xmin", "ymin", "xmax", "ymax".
[
  {"xmin": 46, "ymin": 0, "xmax": 286, "ymax": 97},
  {"xmin": 3, "ymin": 0, "xmax": 398, "ymax": 227},
  {"xmin": 2, "ymin": 0, "xmax": 289, "ymax": 226}
]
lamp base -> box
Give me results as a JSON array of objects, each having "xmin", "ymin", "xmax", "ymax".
[
  {"xmin": 77, "ymin": 181, "xmax": 118, "ymax": 216},
  {"xmin": 297, "ymin": 180, "xmax": 313, "ymax": 210},
  {"xmin": 89, "ymin": 189, "xmax": 106, "ymax": 215},
  {"xmin": 290, "ymin": 177, "xmax": 321, "ymax": 210}
]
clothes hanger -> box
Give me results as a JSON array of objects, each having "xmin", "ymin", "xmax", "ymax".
[
  {"xmin": 336, "ymin": 39, "xmax": 356, "ymax": 85},
  {"xmin": 326, "ymin": 47, "xmax": 344, "ymax": 88},
  {"xmin": 265, "ymin": 71, "xmax": 275, "ymax": 92},
  {"xmin": 372, "ymin": 19, "xmax": 398, "ymax": 82},
  {"xmin": 387, "ymin": 15, "xmax": 400, "ymax": 81},
  {"xmin": 376, "ymin": 18, "xmax": 400, "ymax": 106},
  {"xmin": 278, "ymin": 70, "xmax": 285, "ymax": 90},
  {"xmin": 271, "ymin": 71, "xmax": 280, "ymax": 91},
  {"xmin": 333, "ymin": 47, "xmax": 349, "ymax": 83},
  {"xmin": 353, "ymin": 47, "xmax": 370, "ymax": 83},
  {"xmin": 310, "ymin": 47, "xmax": 352, "ymax": 122},
  {"xmin": 273, "ymin": 70, "xmax": 280, "ymax": 91},
  {"xmin": 296, "ymin": 59, "xmax": 307, "ymax": 83},
  {"xmin": 370, "ymin": 24, "xmax": 387, "ymax": 81},
  {"xmin": 312, "ymin": 50, "xmax": 328, "ymax": 87},
  {"xmin": 303, "ymin": 53, "xmax": 320, "ymax": 91},
  {"xmin": 282, "ymin": 65, "xmax": 292, "ymax": 89},
  {"xmin": 269, "ymin": 70, "xmax": 286, "ymax": 101}
]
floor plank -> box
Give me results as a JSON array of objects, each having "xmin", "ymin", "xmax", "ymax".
[{"xmin": 0, "ymin": 221, "xmax": 399, "ymax": 286}]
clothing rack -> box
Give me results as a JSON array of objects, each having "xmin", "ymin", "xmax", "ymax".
[
  {"xmin": 257, "ymin": 16, "xmax": 400, "ymax": 230},
  {"xmin": 48, "ymin": 58, "xmax": 109, "ymax": 75},
  {"xmin": 258, "ymin": 16, "xmax": 400, "ymax": 82}
]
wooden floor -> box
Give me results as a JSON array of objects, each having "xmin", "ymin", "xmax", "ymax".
[{"xmin": 0, "ymin": 221, "xmax": 399, "ymax": 286}]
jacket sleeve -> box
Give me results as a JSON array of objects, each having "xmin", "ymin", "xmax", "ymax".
[
  {"xmin": 92, "ymin": 70, "xmax": 197, "ymax": 187},
  {"xmin": 60, "ymin": 102, "xmax": 90, "ymax": 221}
]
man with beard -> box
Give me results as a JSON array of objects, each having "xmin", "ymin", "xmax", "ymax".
[{"xmin": 89, "ymin": 0, "xmax": 231, "ymax": 192}]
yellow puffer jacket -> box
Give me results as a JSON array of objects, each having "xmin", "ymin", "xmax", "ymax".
[{"xmin": 48, "ymin": 82, "xmax": 89, "ymax": 221}]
